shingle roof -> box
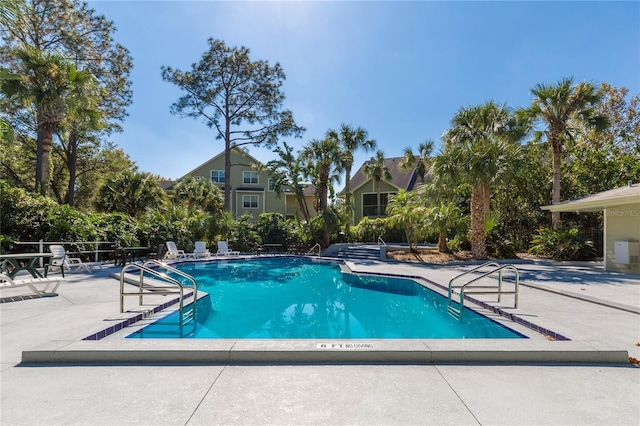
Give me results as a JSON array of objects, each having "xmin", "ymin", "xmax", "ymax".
[{"xmin": 348, "ymin": 157, "xmax": 417, "ymax": 193}]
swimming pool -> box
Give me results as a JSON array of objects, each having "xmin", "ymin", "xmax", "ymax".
[{"xmin": 126, "ymin": 257, "xmax": 524, "ymax": 339}]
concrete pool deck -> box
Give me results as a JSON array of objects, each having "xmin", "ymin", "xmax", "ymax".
[{"xmin": 1, "ymin": 257, "xmax": 639, "ymax": 424}]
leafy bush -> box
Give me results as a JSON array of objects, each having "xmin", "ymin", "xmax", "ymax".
[
  {"xmin": 349, "ymin": 217, "xmax": 404, "ymax": 243},
  {"xmin": 447, "ymin": 234, "xmax": 471, "ymax": 252},
  {"xmin": 0, "ymin": 180, "xmax": 58, "ymax": 244},
  {"xmin": 529, "ymin": 228, "xmax": 596, "ymax": 261},
  {"xmin": 230, "ymin": 214, "xmax": 261, "ymax": 253},
  {"xmin": 254, "ymin": 213, "xmax": 292, "ymax": 247},
  {"xmin": 486, "ymin": 231, "xmax": 517, "ymax": 259}
]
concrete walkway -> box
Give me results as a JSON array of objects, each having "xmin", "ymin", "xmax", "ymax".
[{"xmin": 1, "ymin": 259, "xmax": 639, "ymax": 425}]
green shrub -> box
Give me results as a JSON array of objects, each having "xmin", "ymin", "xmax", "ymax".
[
  {"xmin": 230, "ymin": 214, "xmax": 262, "ymax": 253},
  {"xmin": 350, "ymin": 217, "xmax": 404, "ymax": 243},
  {"xmin": 254, "ymin": 213, "xmax": 292, "ymax": 247},
  {"xmin": 529, "ymin": 228, "xmax": 596, "ymax": 261},
  {"xmin": 486, "ymin": 231, "xmax": 517, "ymax": 259}
]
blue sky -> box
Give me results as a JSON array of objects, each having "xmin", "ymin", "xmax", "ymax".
[{"xmin": 88, "ymin": 1, "xmax": 640, "ymax": 182}]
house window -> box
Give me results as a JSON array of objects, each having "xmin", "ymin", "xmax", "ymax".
[
  {"xmin": 243, "ymin": 171, "xmax": 259, "ymax": 185},
  {"xmin": 211, "ymin": 170, "xmax": 225, "ymax": 184},
  {"xmin": 362, "ymin": 193, "xmax": 392, "ymax": 217},
  {"xmin": 242, "ymin": 195, "xmax": 259, "ymax": 209},
  {"xmin": 268, "ymin": 177, "xmax": 276, "ymax": 191}
]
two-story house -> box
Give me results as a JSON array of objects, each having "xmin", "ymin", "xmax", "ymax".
[
  {"xmin": 346, "ymin": 157, "xmax": 419, "ymax": 225},
  {"xmin": 175, "ymin": 148, "xmax": 317, "ymax": 221}
]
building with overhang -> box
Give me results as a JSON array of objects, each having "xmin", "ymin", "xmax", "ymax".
[{"xmin": 542, "ymin": 182, "xmax": 640, "ymax": 274}]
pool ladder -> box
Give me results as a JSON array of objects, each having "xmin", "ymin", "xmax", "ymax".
[
  {"xmin": 447, "ymin": 262, "xmax": 519, "ymax": 320},
  {"xmin": 119, "ymin": 260, "xmax": 198, "ymax": 332}
]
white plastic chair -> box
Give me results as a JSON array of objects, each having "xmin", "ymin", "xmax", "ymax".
[
  {"xmin": 164, "ymin": 241, "xmax": 186, "ymax": 260},
  {"xmin": 48, "ymin": 245, "xmax": 102, "ymax": 277},
  {"xmin": 216, "ymin": 240, "xmax": 240, "ymax": 256},
  {"xmin": 190, "ymin": 241, "xmax": 211, "ymax": 259}
]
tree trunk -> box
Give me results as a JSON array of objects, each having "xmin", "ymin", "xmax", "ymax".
[
  {"xmin": 470, "ymin": 185, "xmax": 487, "ymax": 259},
  {"xmin": 319, "ymin": 167, "xmax": 329, "ymax": 213},
  {"xmin": 438, "ymin": 230, "xmax": 450, "ymax": 253},
  {"xmin": 344, "ymin": 163, "xmax": 352, "ymax": 232},
  {"xmin": 376, "ymin": 179, "xmax": 381, "ymax": 216},
  {"xmin": 36, "ymin": 123, "xmax": 55, "ymax": 195},
  {"xmin": 224, "ymin": 117, "xmax": 232, "ymax": 212},
  {"xmin": 295, "ymin": 187, "xmax": 310, "ymax": 222},
  {"xmin": 66, "ymin": 131, "xmax": 78, "ymax": 206},
  {"xmin": 551, "ymin": 140, "xmax": 562, "ymax": 228},
  {"xmin": 482, "ymin": 180, "xmax": 490, "ymax": 219}
]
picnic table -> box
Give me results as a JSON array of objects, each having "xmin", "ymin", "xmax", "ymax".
[
  {"xmin": 262, "ymin": 244, "xmax": 282, "ymax": 254},
  {"xmin": 114, "ymin": 247, "xmax": 149, "ymax": 266},
  {"xmin": 0, "ymin": 253, "xmax": 53, "ymax": 279}
]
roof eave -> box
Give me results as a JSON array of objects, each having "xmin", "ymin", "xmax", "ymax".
[{"xmin": 541, "ymin": 195, "xmax": 640, "ymax": 212}]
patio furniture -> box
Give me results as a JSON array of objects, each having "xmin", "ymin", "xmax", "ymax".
[
  {"xmin": 49, "ymin": 245, "xmax": 102, "ymax": 277},
  {"xmin": 216, "ymin": 240, "xmax": 240, "ymax": 256}
]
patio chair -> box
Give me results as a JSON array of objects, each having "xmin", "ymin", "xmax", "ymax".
[
  {"xmin": 49, "ymin": 245, "xmax": 103, "ymax": 277},
  {"xmin": 190, "ymin": 241, "xmax": 212, "ymax": 259},
  {"xmin": 216, "ymin": 240, "xmax": 240, "ymax": 256},
  {"xmin": 147, "ymin": 244, "xmax": 166, "ymax": 260},
  {"xmin": 0, "ymin": 271, "xmax": 62, "ymax": 296},
  {"xmin": 164, "ymin": 241, "xmax": 187, "ymax": 260}
]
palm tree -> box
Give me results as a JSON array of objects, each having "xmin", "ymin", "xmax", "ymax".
[
  {"xmin": 56, "ymin": 72, "xmax": 103, "ymax": 206},
  {"xmin": 400, "ymin": 139, "xmax": 433, "ymax": 183},
  {"xmin": 363, "ymin": 150, "xmax": 392, "ymax": 218},
  {"xmin": 265, "ymin": 142, "xmax": 311, "ymax": 222},
  {"xmin": 385, "ymin": 189, "xmax": 426, "ymax": 251},
  {"xmin": 3, "ymin": 46, "xmax": 93, "ymax": 194},
  {"xmin": 417, "ymin": 167, "xmax": 462, "ymax": 254},
  {"xmin": 444, "ymin": 101, "xmax": 522, "ymax": 259},
  {"xmin": 96, "ymin": 171, "xmax": 167, "ymax": 217},
  {"xmin": 521, "ymin": 77, "xmax": 606, "ymax": 228},
  {"xmin": 172, "ymin": 176, "xmax": 224, "ymax": 214},
  {"xmin": 301, "ymin": 136, "xmax": 342, "ymax": 246},
  {"xmin": 328, "ymin": 124, "xmax": 376, "ymax": 228}
]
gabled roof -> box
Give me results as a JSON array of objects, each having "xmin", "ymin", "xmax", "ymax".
[
  {"xmin": 158, "ymin": 180, "xmax": 176, "ymax": 190},
  {"xmin": 541, "ymin": 182, "xmax": 640, "ymax": 212},
  {"xmin": 169, "ymin": 147, "xmax": 317, "ymax": 196},
  {"xmin": 178, "ymin": 147, "xmax": 260, "ymax": 181},
  {"xmin": 348, "ymin": 157, "xmax": 417, "ymax": 193}
]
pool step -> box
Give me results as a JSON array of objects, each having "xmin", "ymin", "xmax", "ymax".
[
  {"xmin": 447, "ymin": 305, "xmax": 461, "ymax": 319},
  {"xmin": 329, "ymin": 245, "xmax": 382, "ymax": 262}
]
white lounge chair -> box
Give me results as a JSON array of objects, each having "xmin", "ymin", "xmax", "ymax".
[
  {"xmin": 0, "ymin": 272, "xmax": 62, "ymax": 296},
  {"xmin": 190, "ymin": 241, "xmax": 211, "ymax": 259},
  {"xmin": 49, "ymin": 245, "xmax": 102, "ymax": 277},
  {"xmin": 216, "ymin": 240, "xmax": 240, "ymax": 256},
  {"xmin": 164, "ymin": 241, "xmax": 187, "ymax": 260}
]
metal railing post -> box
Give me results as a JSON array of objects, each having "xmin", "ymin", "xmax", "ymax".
[{"xmin": 39, "ymin": 239, "xmax": 44, "ymax": 268}]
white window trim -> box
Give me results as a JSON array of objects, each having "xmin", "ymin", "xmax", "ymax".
[
  {"xmin": 243, "ymin": 171, "xmax": 259, "ymax": 185},
  {"xmin": 242, "ymin": 194, "xmax": 259, "ymax": 209},
  {"xmin": 268, "ymin": 177, "xmax": 276, "ymax": 192},
  {"xmin": 211, "ymin": 170, "xmax": 225, "ymax": 184}
]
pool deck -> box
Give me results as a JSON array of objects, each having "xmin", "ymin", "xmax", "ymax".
[{"xmin": 1, "ymin": 257, "xmax": 639, "ymax": 425}]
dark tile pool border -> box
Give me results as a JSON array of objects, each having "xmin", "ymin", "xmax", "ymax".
[
  {"xmin": 83, "ymin": 257, "xmax": 569, "ymax": 342},
  {"xmin": 82, "ymin": 291, "xmax": 193, "ymax": 340},
  {"xmin": 358, "ymin": 270, "xmax": 570, "ymax": 341}
]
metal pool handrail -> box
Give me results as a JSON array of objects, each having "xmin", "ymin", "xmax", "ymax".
[
  {"xmin": 447, "ymin": 262, "xmax": 520, "ymax": 320},
  {"xmin": 305, "ymin": 243, "xmax": 322, "ymax": 256},
  {"xmin": 120, "ymin": 261, "xmax": 198, "ymax": 332}
]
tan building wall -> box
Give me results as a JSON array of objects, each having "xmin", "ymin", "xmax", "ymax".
[
  {"xmin": 352, "ymin": 180, "xmax": 399, "ymax": 225},
  {"xmin": 604, "ymin": 202, "xmax": 640, "ymax": 274},
  {"xmin": 182, "ymin": 149, "xmax": 315, "ymax": 221}
]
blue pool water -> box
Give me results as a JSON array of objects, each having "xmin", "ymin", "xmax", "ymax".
[{"xmin": 126, "ymin": 257, "xmax": 524, "ymax": 339}]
